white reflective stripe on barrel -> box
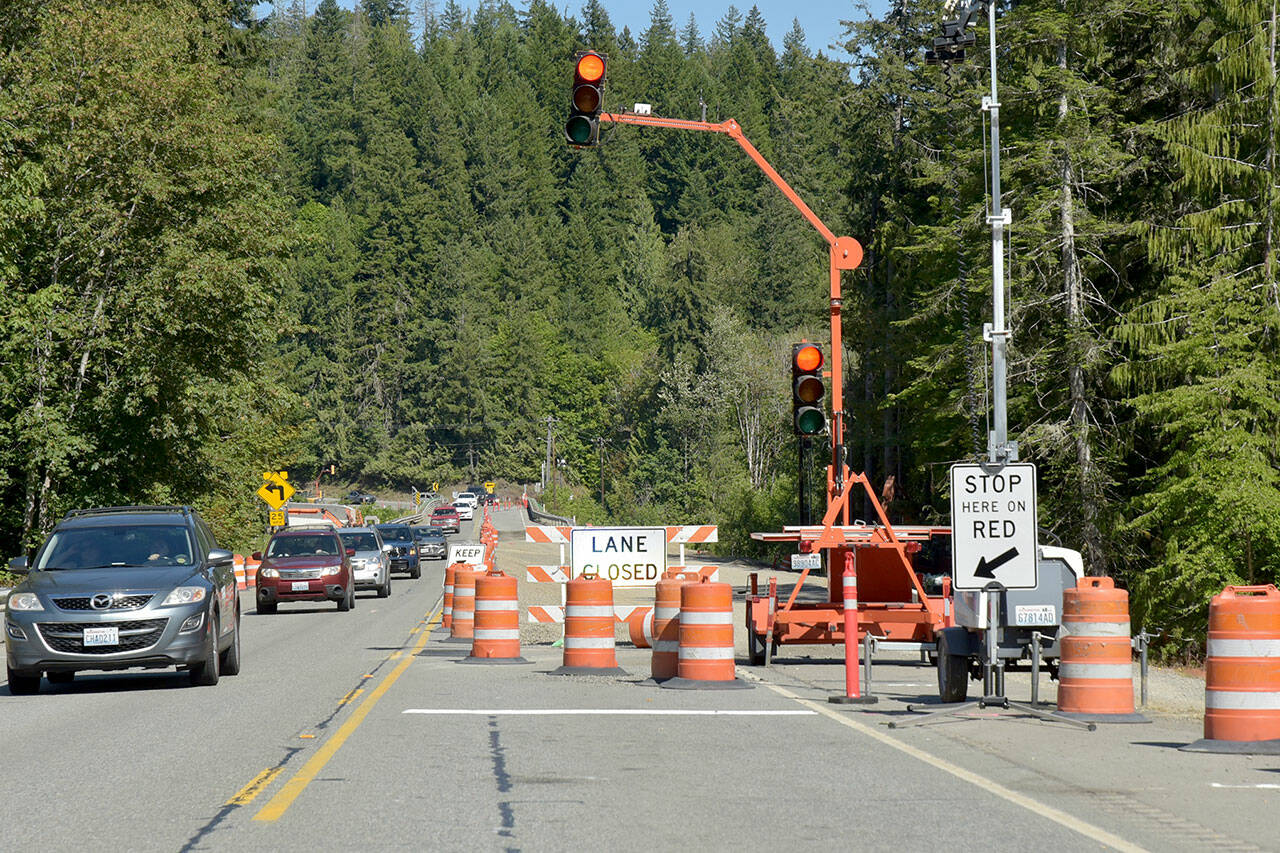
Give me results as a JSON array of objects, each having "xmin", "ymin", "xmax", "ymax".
[
  {"xmin": 453, "ymin": 588, "xmax": 474, "ymax": 598},
  {"xmin": 654, "ymin": 641, "xmax": 679, "ymax": 653},
  {"xmin": 1207, "ymin": 639, "xmax": 1280, "ymax": 658},
  {"xmin": 655, "ymin": 606, "xmax": 680, "ymax": 619},
  {"xmin": 444, "ymin": 605, "xmax": 452, "ymax": 614},
  {"xmin": 1205, "ymin": 690, "xmax": 1280, "ymax": 710},
  {"xmin": 564, "ymin": 636, "xmax": 614, "ymax": 649},
  {"xmin": 1061, "ymin": 620, "xmax": 1130, "ymax": 637},
  {"xmin": 444, "ymin": 584, "xmax": 454, "ymax": 593},
  {"xmin": 679, "ymin": 611, "xmax": 732, "ymax": 625},
  {"xmin": 1058, "ymin": 663, "xmax": 1132, "ymax": 680},
  {"xmin": 843, "ymin": 597, "xmax": 857, "ymax": 608},
  {"xmin": 475, "ymin": 599, "xmax": 519, "ymax": 611},
  {"xmin": 566, "ymin": 605, "xmax": 614, "ymax": 618},
  {"xmin": 474, "ymin": 629, "xmax": 520, "ymax": 640},
  {"xmin": 678, "ymin": 646, "xmax": 735, "ymax": 660}
]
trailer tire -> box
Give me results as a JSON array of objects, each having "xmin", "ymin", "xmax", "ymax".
[{"xmin": 937, "ymin": 627, "xmax": 969, "ymax": 703}]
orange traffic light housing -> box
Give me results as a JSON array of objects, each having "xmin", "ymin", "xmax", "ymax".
[
  {"xmin": 792, "ymin": 343, "xmax": 826, "ymax": 436},
  {"xmin": 566, "ymin": 51, "xmax": 606, "ymax": 146}
]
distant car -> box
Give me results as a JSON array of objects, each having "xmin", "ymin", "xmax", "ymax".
[
  {"xmin": 343, "ymin": 491, "xmax": 377, "ymax": 505},
  {"xmin": 254, "ymin": 528, "xmax": 355, "ymax": 614},
  {"xmin": 429, "ymin": 506, "xmax": 460, "ymax": 534},
  {"xmin": 374, "ymin": 525, "xmax": 420, "ymax": 578},
  {"xmin": 4, "ymin": 505, "xmax": 241, "ymax": 693},
  {"xmin": 412, "ymin": 526, "xmax": 447, "ymax": 561},
  {"xmin": 454, "ymin": 492, "xmax": 479, "ymax": 509},
  {"xmin": 455, "ymin": 502, "xmax": 474, "ymax": 521},
  {"xmin": 338, "ymin": 527, "xmax": 391, "ymax": 598}
]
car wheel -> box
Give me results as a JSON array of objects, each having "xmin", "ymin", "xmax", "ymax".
[
  {"xmin": 937, "ymin": 627, "xmax": 970, "ymax": 703},
  {"xmin": 256, "ymin": 598, "xmax": 277, "ymax": 615},
  {"xmin": 378, "ymin": 573, "xmax": 391, "ymax": 598},
  {"xmin": 409, "ymin": 562, "xmax": 421, "ymax": 580},
  {"xmin": 189, "ymin": 614, "xmax": 221, "ymax": 686},
  {"xmin": 46, "ymin": 671, "xmax": 75, "ymax": 685},
  {"xmin": 7, "ymin": 665, "xmax": 41, "ymax": 695},
  {"xmin": 219, "ymin": 609, "xmax": 242, "ymax": 676},
  {"xmin": 338, "ymin": 584, "xmax": 352, "ymax": 612}
]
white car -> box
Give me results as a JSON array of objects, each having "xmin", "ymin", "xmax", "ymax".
[
  {"xmin": 454, "ymin": 491, "xmax": 479, "ymax": 508},
  {"xmin": 455, "ymin": 503, "xmax": 474, "ymax": 521}
]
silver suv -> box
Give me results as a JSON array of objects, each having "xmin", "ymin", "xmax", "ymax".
[
  {"xmin": 5, "ymin": 506, "xmax": 241, "ymax": 694},
  {"xmin": 338, "ymin": 527, "xmax": 391, "ymax": 598}
]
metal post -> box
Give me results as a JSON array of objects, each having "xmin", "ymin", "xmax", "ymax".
[
  {"xmin": 764, "ymin": 577, "xmax": 777, "ymax": 667},
  {"xmin": 830, "ymin": 555, "xmax": 876, "ymax": 704},
  {"xmin": 984, "ymin": 1, "xmax": 1014, "ymax": 464}
]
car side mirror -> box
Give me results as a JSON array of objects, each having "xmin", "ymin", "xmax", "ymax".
[
  {"xmin": 346, "ymin": 548, "xmax": 356, "ymax": 557},
  {"xmin": 252, "ymin": 551, "xmax": 263, "ymax": 561},
  {"xmin": 207, "ymin": 548, "xmax": 234, "ymax": 567},
  {"xmin": 8, "ymin": 555, "xmax": 28, "ymax": 574}
]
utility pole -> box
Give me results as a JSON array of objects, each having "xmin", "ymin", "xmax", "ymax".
[
  {"xmin": 543, "ymin": 416, "xmax": 556, "ymax": 492},
  {"xmin": 595, "ymin": 436, "xmax": 606, "ymax": 510}
]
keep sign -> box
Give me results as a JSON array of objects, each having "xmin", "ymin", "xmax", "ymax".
[
  {"xmin": 449, "ymin": 542, "xmax": 485, "ymax": 565},
  {"xmin": 570, "ymin": 527, "xmax": 666, "ymax": 587},
  {"xmin": 950, "ymin": 462, "xmax": 1037, "ymax": 591}
]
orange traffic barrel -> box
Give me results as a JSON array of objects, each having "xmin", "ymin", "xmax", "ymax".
[
  {"xmin": 462, "ymin": 570, "xmax": 529, "ymax": 664},
  {"xmin": 442, "ymin": 563, "xmax": 457, "ymax": 630},
  {"xmin": 1056, "ymin": 577, "xmax": 1145, "ymax": 722},
  {"xmin": 551, "ymin": 575, "xmax": 626, "ymax": 676},
  {"xmin": 662, "ymin": 578, "xmax": 750, "ymax": 690},
  {"xmin": 650, "ymin": 573, "xmax": 686, "ymax": 680},
  {"xmin": 233, "ymin": 555, "xmax": 247, "ymax": 591},
  {"xmin": 447, "ymin": 564, "xmax": 478, "ymax": 643},
  {"xmin": 626, "ymin": 606, "xmax": 654, "ymax": 649},
  {"xmin": 1183, "ymin": 585, "xmax": 1280, "ymax": 753}
]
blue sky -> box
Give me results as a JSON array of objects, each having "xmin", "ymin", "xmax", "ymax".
[{"xmin": 253, "ymin": 1, "xmax": 891, "ymax": 56}]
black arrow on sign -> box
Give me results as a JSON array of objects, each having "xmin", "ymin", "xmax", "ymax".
[
  {"xmin": 974, "ymin": 546, "xmax": 1019, "ymax": 579},
  {"xmin": 266, "ymin": 483, "xmax": 287, "ymax": 502}
]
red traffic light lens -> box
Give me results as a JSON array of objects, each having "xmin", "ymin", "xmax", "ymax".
[
  {"xmin": 576, "ymin": 53, "xmax": 605, "ymax": 83},
  {"xmin": 793, "ymin": 344, "xmax": 823, "ymax": 373}
]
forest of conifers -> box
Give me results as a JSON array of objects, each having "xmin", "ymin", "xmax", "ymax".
[{"xmin": 2, "ymin": 0, "xmax": 1278, "ymax": 650}]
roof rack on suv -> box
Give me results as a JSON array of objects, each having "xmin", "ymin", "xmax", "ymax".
[{"xmin": 63, "ymin": 505, "xmax": 193, "ymax": 518}]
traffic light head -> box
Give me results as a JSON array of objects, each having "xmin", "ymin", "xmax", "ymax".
[
  {"xmin": 566, "ymin": 51, "xmax": 606, "ymax": 146},
  {"xmin": 791, "ymin": 343, "xmax": 826, "ymax": 436}
]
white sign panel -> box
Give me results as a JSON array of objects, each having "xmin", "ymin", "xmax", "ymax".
[
  {"xmin": 449, "ymin": 542, "xmax": 485, "ymax": 564},
  {"xmin": 570, "ymin": 526, "xmax": 666, "ymax": 587},
  {"xmin": 950, "ymin": 462, "xmax": 1038, "ymax": 591}
]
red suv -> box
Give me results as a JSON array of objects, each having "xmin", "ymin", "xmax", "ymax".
[
  {"xmin": 254, "ymin": 528, "xmax": 355, "ymax": 614},
  {"xmin": 429, "ymin": 505, "xmax": 461, "ymax": 534}
]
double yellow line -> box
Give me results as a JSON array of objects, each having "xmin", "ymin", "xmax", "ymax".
[{"xmin": 230, "ymin": 608, "xmax": 439, "ymax": 822}]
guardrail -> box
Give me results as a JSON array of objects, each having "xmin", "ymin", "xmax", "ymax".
[{"xmin": 526, "ymin": 495, "xmax": 574, "ymax": 527}]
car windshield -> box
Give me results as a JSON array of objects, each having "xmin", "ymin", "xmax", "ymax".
[
  {"xmin": 339, "ymin": 532, "xmax": 378, "ymax": 551},
  {"xmin": 267, "ymin": 534, "xmax": 339, "ymax": 557},
  {"xmin": 35, "ymin": 524, "xmax": 196, "ymax": 570},
  {"xmin": 432, "ymin": 508, "xmax": 455, "ymax": 517},
  {"xmin": 376, "ymin": 526, "xmax": 412, "ymax": 542}
]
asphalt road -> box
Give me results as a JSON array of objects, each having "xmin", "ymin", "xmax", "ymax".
[{"xmin": 3, "ymin": 509, "xmax": 1278, "ymax": 852}]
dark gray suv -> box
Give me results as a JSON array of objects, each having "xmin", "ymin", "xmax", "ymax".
[{"xmin": 5, "ymin": 506, "xmax": 241, "ymax": 694}]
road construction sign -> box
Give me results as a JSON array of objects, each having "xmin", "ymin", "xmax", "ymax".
[
  {"xmin": 449, "ymin": 542, "xmax": 485, "ymax": 564},
  {"xmin": 268, "ymin": 510, "xmax": 285, "ymax": 527},
  {"xmin": 483, "ymin": 481, "xmax": 495, "ymax": 493},
  {"xmin": 570, "ymin": 526, "xmax": 666, "ymax": 587},
  {"xmin": 257, "ymin": 471, "xmax": 294, "ymax": 510},
  {"xmin": 950, "ymin": 462, "xmax": 1037, "ymax": 591}
]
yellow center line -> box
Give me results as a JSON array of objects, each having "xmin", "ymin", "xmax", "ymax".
[
  {"xmin": 252, "ymin": 608, "xmax": 441, "ymax": 823},
  {"xmin": 226, "ymin": 767, "xmax": 283, "ymax": 806},
  {"xmin": 752, "ymin": 676, "xmax": 1148, "ymax": 853}
]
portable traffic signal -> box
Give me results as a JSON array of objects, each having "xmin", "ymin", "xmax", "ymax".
[
  {"xmin": 791, "ymin": 343, "xmax": 826, "ymax": 436},
  {"xmin": 565, "ymin": 51, "xmax": 606, "ymax": 146}
]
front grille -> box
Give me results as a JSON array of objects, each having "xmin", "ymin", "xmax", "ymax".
[
  {"xmin": 52, "ymin": 594, "xmax": 154, "ymax": 612},
  {"xmin": 279, "ymin": 569, "xmax": 321, "ymax": 579},
  {"xmin": 36, "ymin": 619, "xmax": 168, "ymax": 655}
]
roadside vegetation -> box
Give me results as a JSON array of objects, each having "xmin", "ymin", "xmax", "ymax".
[{"xmin": 1, "ymin": 0, "xmax": 1276, "ymax": 651}]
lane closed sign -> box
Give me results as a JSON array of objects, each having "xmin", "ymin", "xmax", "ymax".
[
  {"xmin": 570, "ymin": 527, "xmax": 667, "ymax": 587},
  {"xmin": 950, "ymin": 462, "xmax": 1038, "ymax": 591}
]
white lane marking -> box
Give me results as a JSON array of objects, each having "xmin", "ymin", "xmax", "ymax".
[
  {"xmin": 402, "ymin": 709, "xmax": 816, "ymax": 716},
  {"xmin": 1210, "ymin": 783, "xmax": 1280, "ymax": 789},
  {"xmin": 749, "ymin": 676, "xmax": 1149, "ymax": 853}
]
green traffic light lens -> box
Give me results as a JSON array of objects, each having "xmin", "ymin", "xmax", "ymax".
[
  {"xmin": 565, "ymin": 116, "xmax": 595, "ymax": 144},
  {"xmin": 795, "ymin": 407, "xmax": 825, "ymax": 435}
]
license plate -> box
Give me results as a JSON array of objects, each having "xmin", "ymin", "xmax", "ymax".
[
  {"xmin": 1015, "ymin": 604, "xmax": 1056, "ymax": 626},
  {"xmin": 291, "ymin": 581, "xmax": 310, "ymax": 591},
  {"xmin": 83, "ymin": 626, "xmax": 119, "ymax": 646}
]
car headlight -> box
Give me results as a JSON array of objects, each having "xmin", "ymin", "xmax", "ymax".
[
  {"xmin": 259, "ymin": 566, "xmax": 279, "ymax": 578},
  {"xmin": 161, "ymin": 586, "xmax": 207, "ymax": 606},
  {"xmin": 321, "ymin": 564, "xmax": 341, "ymax": 577},
  {"xmin": 7, "ymin": 592, "xmax": 43, "ymax": 611}
]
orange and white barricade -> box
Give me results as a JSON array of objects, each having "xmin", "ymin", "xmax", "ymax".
[
  {"xmin": 461, "ymin": 570, "xmax": 529, "ymax": 664},
  {"xmin": 662, "ymin": 578, "xmax": 749, "ymax": 690},
  {"xmin": 551, "ymin": 575, "xmax": 626, "ymax": 676}
]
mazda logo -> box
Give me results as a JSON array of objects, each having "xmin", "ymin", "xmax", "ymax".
[{"xmin": 90, "ymin": 594, "xmax": 112, "ymax": 610}]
